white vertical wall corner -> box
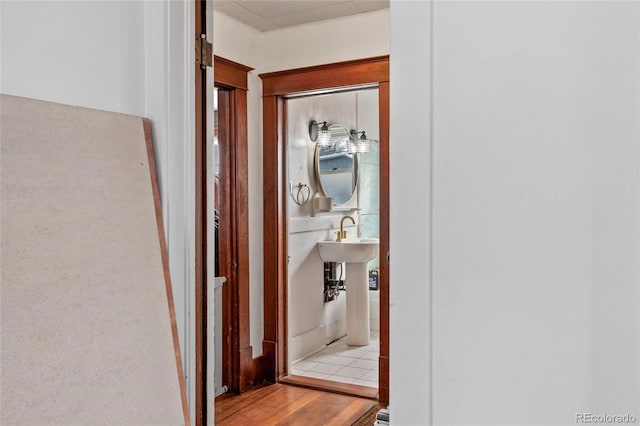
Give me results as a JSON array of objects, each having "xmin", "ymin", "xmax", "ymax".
[
  {"xmin": 206, "ymin": 2, "xmax": 216, "ymax": 424},
  {"xmin": 144, "ymin": 1, "xmax": 196, "ymax": 422},
  {"xmin": 389, "ymin": 1, "xmax": 433, "ymax": 425},
  {"xmin": 247, "ymin": 71, "xmax": 265, "ymax": 357}
]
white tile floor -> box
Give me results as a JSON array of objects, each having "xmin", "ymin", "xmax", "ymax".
[{"xmin": 291, "ymin": 331, "xmax": 379, "ymax": 388}]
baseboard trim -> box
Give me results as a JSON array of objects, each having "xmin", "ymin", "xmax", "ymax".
[
  {"xmin": 378, "ymin": 355, "xmax": 389, "ymax": 404},
  {"xmin": 251, "ymin": 354, "xmax": 268, "ymax": 387},
  {"xmin": 238, "ymin": 346, "xmax": 254, "ymax": 392},
  {"xmin": 262, "ymin": 340, "xmax": 277, "ymax": 382}
]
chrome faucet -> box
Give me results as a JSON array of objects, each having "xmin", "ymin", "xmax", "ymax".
[{"xmin": 336, "ymin": 215, "xmax": 356, "ymax": 242}]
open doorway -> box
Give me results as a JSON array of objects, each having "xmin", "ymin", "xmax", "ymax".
[
  {"xmin": 260, "ymin": 56, "xmax": 390, "ymax": 403},
  {"xmin": 284, "ymin": 88, "xmax": 381, "ymax": 395}
]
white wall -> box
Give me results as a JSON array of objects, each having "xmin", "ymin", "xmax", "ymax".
[
  {"xmin": 1, "ymin": 1, "xmax": 145, "ymax": 115},
  {"xmin": 246, "ymin": 75, "xmax": 265, "ymax": 357},
  {"xmin": 213, "ymin": 10, "xmax": 262, "ymax": 69},
  {"xmin": 1, "ymin": 1, "xmax": 197, "ymax": 421},
  {"xmin": 261, "ymin": 9, "xmax": 389, "ymax": 73},
  {"xmin": 390, "ymin": 1, "xmax": 640, "ymax": 424},
  {"xmin": 389, "ymin": 1, "xmax": 433, "ymax": 424}
]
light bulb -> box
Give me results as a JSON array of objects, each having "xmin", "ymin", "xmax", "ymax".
[
  {"xmin": 317, "ymin": 122, "xmax": 331, "ymax": 147},
  {"xmin": 356, "ymin": 132, "xmax": 370, "ymax": 153}
]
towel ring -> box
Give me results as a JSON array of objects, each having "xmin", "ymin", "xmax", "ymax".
[{"xmin": 292, "ymin": 182, "xmax": 311, "ymax": 206}]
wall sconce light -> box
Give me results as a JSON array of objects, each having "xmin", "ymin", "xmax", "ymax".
[
  {"xmin": 309, "ymin": 120, "xmax": 332, "ymax": 147},
  {"xmin": 348, "ymin": 130, "xmax": 370, "ymax": 153}
]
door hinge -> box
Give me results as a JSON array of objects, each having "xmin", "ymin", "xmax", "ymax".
[
  {"xmin": 232, "ymin": 260, "xmax": 238, "ymax": 271},
  {"xmin": 195, "ymin": 34, "xmax": 213, "ymax": 69}
]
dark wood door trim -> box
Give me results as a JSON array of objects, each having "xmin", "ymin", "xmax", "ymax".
[
  {"xmin": 260, "ymin": 55, "xmax": 389, "ymax": 96},
  {"xmin": 215, "ymin": 57, "xmax": 253, "ymax": 90},
  {"xmin": 194, "ymin": 2, "xmax": 206, "ymax": 426},
  {"xmin": 217, "ymin": 89, "xmax": 234, "ymax": 391},
  {"xmin": 259, "ymin": 56, "xmax": 390, "ymax": 404},
  {"xmin": 378, "ymin": 81, "xmax": 390, "ymax": 404},
  {"xmin": 214, "ymin": 56, "xmax": 255, "ymax": 394},
  {"xmin": 261, "ymin": 94, "xmax": 287, "ymax": 382}
]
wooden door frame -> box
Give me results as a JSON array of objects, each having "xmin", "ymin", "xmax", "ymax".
[
  {"xmin": 259, "ymin": 55, "xmax": 391, "ymax": 404},
  {"xmin": 214, "ymin": 56, "xmax": 254, "ymax": 395},
  {"xmin": 194, "ymin": 3, "xmax": 206, "ymax": 426}
]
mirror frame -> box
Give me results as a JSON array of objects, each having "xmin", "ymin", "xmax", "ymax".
[{"xmin": 314, "ymin": 124, "xmax": 359, "ymax": 206}]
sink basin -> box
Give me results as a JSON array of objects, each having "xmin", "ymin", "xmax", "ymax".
[
  {"xmin": 318, "ymin": 238, "xmax": 379, "ymax": 263},
  {"xmin": 317, "ymin": 238, "xmax": 379, "ymax": 346}
]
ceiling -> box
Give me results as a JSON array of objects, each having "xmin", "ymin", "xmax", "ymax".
[{"xmin": 214, "ymin": 0, "xmax": 389, "ymax": 32}]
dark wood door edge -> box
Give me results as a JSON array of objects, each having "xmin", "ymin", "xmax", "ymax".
[
  {"xmin": 280, "ymin": 375, "xmax": 378, "ymax": 401},
  {"xmin": 378, "ymin": 81, "xmax": 390, "ymax": 405},
  {"xmin": 194, "ymin": 1, "xmax": 206, "ymax": 425}
]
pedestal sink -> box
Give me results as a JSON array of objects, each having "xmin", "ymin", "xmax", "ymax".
[{"xmin": 318, "ymin": 238, "xmax": 379, "ymax": 346}]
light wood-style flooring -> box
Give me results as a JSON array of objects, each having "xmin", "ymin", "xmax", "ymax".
[{"xmin": 215, "ymin": 383, "xmax": 376, "ymax": 425}]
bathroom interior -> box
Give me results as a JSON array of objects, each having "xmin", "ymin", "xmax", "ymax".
[{"xmin": 286, "ymin": 87, "xmax": 381, "ymax": 390}]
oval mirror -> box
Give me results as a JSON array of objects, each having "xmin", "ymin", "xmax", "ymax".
[{"xmin": 315, "ymin": 124, "xmax": 359, "ymax": 205}]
